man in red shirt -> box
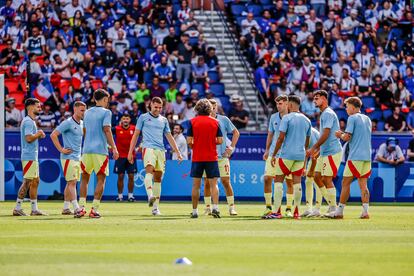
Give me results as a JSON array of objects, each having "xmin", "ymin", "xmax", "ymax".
[
  {"xmin": 187, "ymin": 99, "xmax": 223, "ymax": 218},
  {"xmin": 114, "ymin": 113, "xmax": 137, "ymax": 202}
]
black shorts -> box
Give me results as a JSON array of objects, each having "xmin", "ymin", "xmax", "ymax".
[
  {"xmin": 191, "ymin": 161, "xmax": 220, "ymax": 178},
  {"xmin": 114, "ymin": 158, "xmax": 137, "ymax": 174}
]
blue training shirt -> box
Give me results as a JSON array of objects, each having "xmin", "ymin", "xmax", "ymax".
[
  {"xmin": 309, "ymin": 127, "xmax": 320, "ymax": 149},
  {"xmin": 279, "ymin": 112, "xmax": 312, "ymax": 161},
  {"xmin": 136, "ymin": 112, "xmax": 171, "ymax": 151},
  {"xmin": 345, "ymin": 113, "xmax": 372, "ymax": 161},
  {"xmin": 216, "ymin": 114, "xmax": 236, "ymax": 158},
  {"xmin": 319, "ymin": 107, "xmax": 342, "ymax": 156},
  {"xmin": 268, "ymin": 112, "xmax": 282, "ymax": 157},
  {"xmin": 82, "ymin": 106, "xmax": 112, "ymax": 155},
  {"xmin": 20, "ymin": 116, "xmax": 38, "ymax": 161},
  {"xmin": 56, "ymin": 117, "xmax": 84, "ymax": 161}
]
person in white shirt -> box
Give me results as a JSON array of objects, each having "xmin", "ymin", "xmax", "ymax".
[
  {"xmin": 355, "ymin": 44, "xmax": 374, "ymax": 70},
  {"xmin": 323, "ymin": 11, "xmax": 337, "ymax": 31},
  {"xmin": 380, "ymin": 58, "xmax": 397, "ymax": 79},
  {"xmin": 336, "ymin": 32, "xmax": 355, "ymax": 60},
  {"xmin": 241, "ymin": 12, "xmax": 260, "ymax": 36},
  {"xmin": 338, "ymin": 68, "xmax": 355, "ymax": 92},
  {"xmin": 378, "ymin": 1, "xmax": 398, "ymax": 26},
  {"xmin": 172, "ymin": 92, "xmax": 186, "ymax": 119},
  {"xmin": 294, "ymin": 0, "xmax": 308, "ymax": 16},
  {"xmin": 50, "ymin": 41, "xmax": 68, "ymax": 62},
  {"xmin": 112, "ymin": 30, "xmax": 130, "ymax": 58},
  {"xmin": 107, "ymin": 20, "xmax": 124, "ymax": 41},
  {"xmin": 5, "ymin": 98, "xmax": 22, "ymax": 127},
  {"xmin": 341, "ymin": 9, "xmax": 361, "ymax": 35},
  {"xmin": 305, "ymin": 9, "xmax": 322, "ymax": 33},
  {"xmin": 297, "ymin": 23, "xmax": 311, "ymax": 45},
  {"xmin": 332, "ymin": 55, "xmax": 351, "ymax": 82},
  {"xmin": 7, "ymin": 16, "xmax": 25, "ymax": 48},
  {"xmin": 172, "ymin": 124, "xmax": 188, "ymax": 160},
  {"xmin": 64, "ymin": 0, "xmax": 84, "ymax": 18}
]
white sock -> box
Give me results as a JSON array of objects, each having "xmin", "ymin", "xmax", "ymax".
[
  {"xmin": 305, "ymin": 177, "xmax": 314, "ymax": 209},
  {"xmin": 30, "ymin": 200, "xmax": 38, "ymax": 211},
  {"xmin": 264, "ymin": 192, "xmax": 272, "ymax": 207},
  {"xmin": 79, "ymin": 197, "xmax": 86, "ymax": 208},
  {"xmin": 71, "ymin": 200, "xmax": 80, "ymax": 211},
  {"xmin": 314, "ymin": 183, "xmax": 322, "ymax": 209},
  {"xmin": 213, "ymin": 204, "xmax": 219, "ymax": 211},
  {"xmin": 226, "ymin": 196, "xmax": 234, "ymax": 207},
  {"xmin": 192, "ymin": 208, "xmax": 198, "ymax": 215},
  {"xmin": 293, "ymin": 183, "xmax": 302, "ymax": 210},
  {"xmin": 362, "ymin": 203, "xmax": 369, "ymax": 213},
  {"xmin": 118, "ymin": 194, "xmax": 123, "ymax": 199},
  {"xmin": 327, "ymin": 187, "xmax": 337, "ymax": 207},
  {"xmin": 15, "ymin": 198, "xmax": 23, "ymax": 210},
  {"xmin": 144, "ymin": 174, "xmax": 153, "ymax": 197},
  {"xmin": 337, "ymin": 203, "xmax": 345, "ymax": 215},
  {"xmin": 153, "ymin": 182, "xmax": 161, "ymax": 207},
  {"xmin": 128, "ymin": 193, "xmax": 133, "ymax": 199},
  {"xmin": 286, "ymin": 193, "xmax": 293, "ymax": 209},
  {"xmin": 273, "ymin": 182, "xmax": 283, "ymax": 213},
  {"xmin": 63, "ymin": 201, "xmax": 70, "ymax": 209},
  {"xmin": 319, "ymin": 186, "xmax": 330, "ymax": 205},
  {"xmin": 204, "ymin": 196, "xmax": 211, "ymax": 207},
  {"xmin": 92, "ymin": 199, "xmax": 100, "ymax": 211}
]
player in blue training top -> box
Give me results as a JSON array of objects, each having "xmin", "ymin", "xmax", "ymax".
[
  {"xmin": 50, "ymin": 101, "xmax": 86, "ymax": 216},
  {"xmin": 269, "ymin": 95, "xmax": 311, "ymax": 219},
  {"xmin": 334, "ymin": 97, "xmax": 372, "ymax": 219},
  {"xmin": 307, "ymin": 90, "xmax": 342, "ymax": 218},
  {"xmin": 202, "ymin": 99, "xmax": 240, "ymax": 216},
  {"xmin": 128, "ymin": 97, "xmax": 183, "ymax": 216},
  {"xmin": 13, "ymin": 98, "xmax": 46, "ymax": 216},
  {"xmin": 79, "ymin": 89, "xmax": 119, "ymax": 219}
]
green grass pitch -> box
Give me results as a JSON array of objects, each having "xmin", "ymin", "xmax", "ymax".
[{"xmin": 0, "ymin": 202, "xmax": 413, "ymax": 275}]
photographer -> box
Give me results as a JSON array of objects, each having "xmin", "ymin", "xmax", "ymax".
[{"xmin": 375, "ymin": 137, "xmax": 405, "ymax": 166}]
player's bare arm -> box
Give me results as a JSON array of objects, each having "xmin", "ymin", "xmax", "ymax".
[
  {"xmin": 271, "ymin": 131, "xmax": 285, "ymax": 162},
  {"xmin": 335, "ymin": 130, "xmax": 352, "ymax": 142},
  {"xmin": 263, "ymin": 131, "xmax": 274, "ymax": 160},
  {"xmin": 224, "ymin": 128, "xmax": 240, "ymax": 158},
  {"xmin": 165, "ymin": 132, "xmax": 183, "ymax": 163},
  {"xmin": 187, "ymin": 136, "xmax": 194, "ymax": 149},
  {"xmin": 216, "ymin": 136, "xmax": 223, "ymax": 145},
  {"xmin": 308, "ymin": 128, "xmax": 330, "ymax": 157},
  {"xmin": 104, "ymin": 126, "xmax": 119, "ymax": 160},
  {"xmin": 50, "ymin": 130, "xmax": 73, "ymax": 155},
  {"xmin": 128, "ymin": 129, "xmax": 141, "ymax": 163},
  {"xmin": 25, "ymin": 130, "xmax": 45, "ymax": 143}
]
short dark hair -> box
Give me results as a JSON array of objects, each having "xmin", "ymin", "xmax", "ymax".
[
  {"xmin": 174, "ymin": 123, "xmax": 184, "ymax": 132},
  {"xmin": 121, "ymin": 112, "xmax": 131, "ymax": 118},
  {"xmin": 314, "ymin": 90, "xmax": 328, "ymax": 99},
  {"xmin": 288, "ymin": 95, "xmax": 301, "ymax": 106},
  {"xmin": 93, "ymin": 89, "xmax": 110, "ymax": 101},
  {"xmin": 25, "ymin": 98, "xmax": 40, "ymax": 109}
]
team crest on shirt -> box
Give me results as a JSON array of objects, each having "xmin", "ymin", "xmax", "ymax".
[
  {"xmin": 120, "ymin": 131, "xmax": 123, "ymax": 134},
  {"xmin": 130, "ymin": 130, "xmax": 133, "ymax": 135}
]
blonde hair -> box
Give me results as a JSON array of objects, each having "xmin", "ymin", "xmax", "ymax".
[
  {"xmin": 344, "ymin": 97, "xmax": 362, "ymax": 108},
  {"xmin": 194, "ymin": 99, "xmax": 212, "ymax": 115}
]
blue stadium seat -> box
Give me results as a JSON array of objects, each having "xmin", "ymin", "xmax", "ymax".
[
  {"xmin": 208, "ymin": 71, "xmax": 220, "ymax": 83},
  {"xmin": 231, "ymin": 4, "xmax": 246, "ymax": 16},
  {"xmin": 191, "ymin": 83, "xmax": 206, "ymax": 96},
  {"xmin": 218, "ymin": 95, "xmax": 231, "ymax": 114},
  {"xmin": 367, "ymin": 110, "xmax": 382, "ymax": 121},
  {"xmin": 246, "ymin": 4, "xmax": 263, "ymax": 16},
  {"xmin": 189, "ymin": 36, "xmax": 199, "ymax": 46},
  {"xmin": 127, "ymin": 37, "xmax": 138, "ymax": 48},
  {"xmin": 209, "ymin": 83, "xmax": 225, "ymax": 96},
  {"xmin": 79, "ymin": 47, "xmax": 88, "ymax": 54},
  {"xmin": 236, "ymin": 16, "xmax": 244, "ymax": 26},
  {"xmin": 138, "ymin": 36, "xmax": 152, "ymax": 49},
  {"xmin": 383, "ymin": 109, "xmax": 392, "ymax": 120},
  {"xmin": 334, "ymin": 108, "xmax": 348, "ymax": 121},
  {"xmin": 377, "ymin": 121, "xmax": 385, "ymax": 131},
  {"xmin": 259, "ymin": 0, "xmax": 273, "ymax": 4},
  {"xmin": 144, "ymin": 71, "xmax": 154, "ymax": 83},
  {"xmin": 173, "ymin": 4, "xmax": 181, "ymax": 14},
  {"xmin": 361, "ymin": 96, "xmax": 376, "ymax": 108},
  {"xmin": 159, "ymin": 81, "xmax": 169, "ymax": 91}
]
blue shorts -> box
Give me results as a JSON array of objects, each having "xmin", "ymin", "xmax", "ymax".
[
  {"xmin": 191, "ymin": 161, "xmax": 220, "ymax": 178},
  {"xmin": 114, "ymin": 158, "xmax": 137, "ymax": 174}
]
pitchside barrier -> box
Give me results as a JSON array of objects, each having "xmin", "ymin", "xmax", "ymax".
[{"xmin": 3, "ymin": 131, "xmax": 414, "ymax": 202}]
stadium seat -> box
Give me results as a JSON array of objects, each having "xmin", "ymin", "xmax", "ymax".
[
  {"xmin": 58, "ymin": 80, "xmax": 72, "ymax": 97},
  {"xmin": 144, "ymin": 71, "xmax": 154, "ymax": 83},
  {"xmin": 9, "ymin": 92, "xmax": 25, "ymax": 110},
  {"xmin": 259, "ymin": 0, "xmax": 273, "ymax": 4},
  {"xmin": 159, "ymin": 81, "xmax": 169, "ymax": 91},
  {"xmin": 383, "ymin": 109, "xmax": 392, "ymax": 120},
  {"xmin": 361, "ymin": 96, "xmax": 376, "ymax": 108},
  {"xmin": 334, "ymin": 108, "xmax": 348, "ymax": 121},
  {"xmin": 218, "ymin": 95, "xmax": 231, "ymax": 114},
  {"xmin": 107, "ymin": 80, "xmax": 123, "ymax": 94},
  {"xmin": 209, "ymin": 83, "xmax": 225, "ymax": 96},
  {"xmin": 208, "ymin": 71, "xmax": 220, "ymax": 83},
  {"xmin": 5, "ymin": 78, "xmax": 20, "ymax": 93},
  {"xmin": 367, "ymin": 110, "xmax": 382, "ymax": 121},
  {"xmin": 138, "ymin": 36, "xmax": 153, "ymax": 49},
  {"xmin": 91, "ymin": 79, "xmax": 104, "ymax": 90},
  {"xmin": 72, "ymin": 78, "xmax": 82, "ymax": 90},
  {"xmin": 127, "ymin": 37, "xmax": 138, "ymax": 48},
  {"xmin": 191, "ymin": 82, "xmax": 205, "ymax": 96},
  {"xmin": 246, "ymin": 4, "xmax": 263, "ymax": 16},
  {"xmin": 231, "ymin": 4, "xmax": 245, "ymax": 16},
  {"xmin": 35, "ymin": 56, "xmax": 45, "ymax": 66},
  {"xmin": 376, "ymin": 121, "xmax": 385, "ymax": 131},
  {"xmin": 189, "ymin": 36, "xmax": 199, "ymax": 46}
]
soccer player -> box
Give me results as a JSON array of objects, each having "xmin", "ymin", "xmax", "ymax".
[
  {"xmin": 127, "ymin": 97, "xmax": 183, "ymax": 216},
  {"xmin": 262, "ymin": 95, "xmax": 295, "ymax": 218},
  {"xmin": 187, "ymin": 99, "xmax": 223, "ymax": 218},
  {"xmin": 307, "ymin": 90, "xmax": 342, "ymax": 218},
  {"xmin": 13, "ymin": 98, "xmax": 47, "ymax": 216},
  {"xmin": 269, "ymin": 95, "xmax": 311, "ymax": 219},
  {"xmin": 78, "ymin": 89, "xmax": 119, "ymax": 219},
  {"xmin": 50, "ymin": 101, "xmax": 86, "ymax": 215},
  {"xmin": 114, "ymin": 113, "xmax": 137, "ymax": 202},
  {"xmin": 334, "ymin": 97, "xmax": 372, "ymax": 219},
  {"xmin": 203, "ymin": 99, "xmax": 240, "ymax": 216},
  {"xmin": 301, "ymin": 127, "xmax": 324, "ymax": 217}
]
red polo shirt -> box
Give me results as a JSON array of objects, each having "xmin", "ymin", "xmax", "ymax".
[
  {"xmin": 188, "ymin": 115, "xmax": 222, "ymax": 162},
  {"xmin": 115, "ymin": 125, "xmax": 135, "ymax": 158}
]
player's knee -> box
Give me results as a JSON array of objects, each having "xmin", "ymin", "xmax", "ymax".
[{"xmin": 118, "ymin": 173, "xmax": 125, "ymax": 179}]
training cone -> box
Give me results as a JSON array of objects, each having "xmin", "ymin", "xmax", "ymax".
[{"xmin": 175, "ymin": 257, "xmax": 193, "ymax": 265}]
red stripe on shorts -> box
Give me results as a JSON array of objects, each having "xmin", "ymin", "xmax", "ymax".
[
  {"xmin": 292, "ymin": 167, "xmax": 304, "ymax": 176},
  {"xmin": 98, "ymin": 156, "xmax": 109, "ymax": 175},
  {"xmin": 278, "ymin": 158, "xmax": 291, "ymax": 175},
  {"xmin": 361, "ymin": 170, "xmax": 371, "ymax": 178},
  {"xmin": 63, "ymin": 159, "xmax": 70, "ymax": 177},
  {"xmin": 80, "ymin": 161, "xmax": 87, "ymax": 173},
  {"xmin": 347, "ymin": 160, "xmax": 360, "ymax": 178},
  {"xmin": 23, "ymin": 160, "xmax": 33, "ymax": 176},
  {"xmin": 328, "ymin": 155, "xmax": 338, "ymax": 177}
]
